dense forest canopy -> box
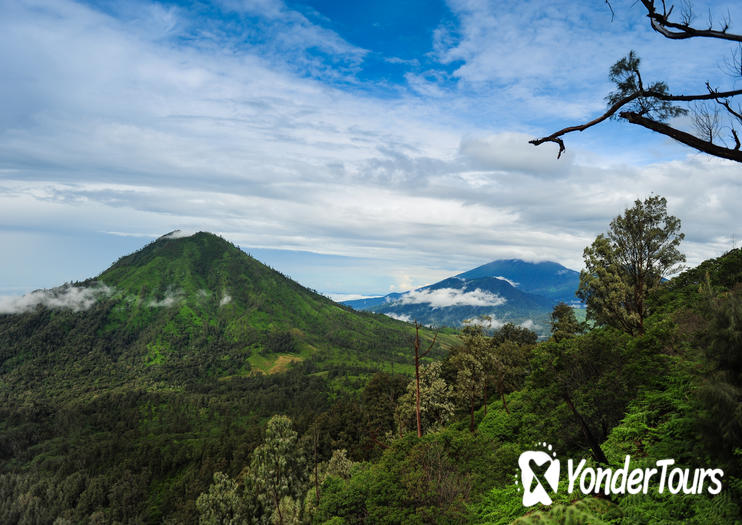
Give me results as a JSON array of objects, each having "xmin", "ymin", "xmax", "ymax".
[{"xmin": 1, "ymin": 202, "xmax": 741, "ymax": 524}]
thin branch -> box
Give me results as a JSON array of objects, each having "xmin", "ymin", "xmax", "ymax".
[
  {"xmin": 420, "ymin": 331, "xmax": 438, "ymax": 358},
  {"xmin": 605, "ymin": 0, "xmax": 615, "ymax": 22},
  {"xmin": 530, "ymin": 87, "xmax": 742, "ymax": 157},
  {"xmin": 529, "ymin": 92, "xmax": 641, "ymax": 157},
  {"xmin": 713, "ymin": 96, "xmax": 742, "ymax": 122},
  {"xmin": 640, "ymin": 0, "xmax": 742, "ymax": 42},
  {"xmin": 621, "ymin": 111, "xmax": 742, "ymax": 162}
]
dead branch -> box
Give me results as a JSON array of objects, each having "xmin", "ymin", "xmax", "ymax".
[
  {"xmin": 530, "ymin": 87, "xmax": 742, "ymax": 158},
  {"xmin": 640, "ymin": 0, "xmax": 742, "ymax": 42}
]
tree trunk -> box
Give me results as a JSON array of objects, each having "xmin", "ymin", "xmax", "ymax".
[
  {"xmin": 469, "ymin": 398, "xmax": 475, "ymax": 433},
  {"xmin": 500, "ymin": 390, "xmax": 510, "ymax": 414},
  {"xmin": 313, "ymin": 428, "xmax": 320, "ymax": 505},
  {"xmin": 483, "ymin": 380, "xmax": 488, "ymax": 417},
  {"xmin": 414, "ymin": 325, "xmax": 423, "ymax": 438},
  {"xmin": 563, "ymin": 392, "xmax": 608, "ymax": 465}
]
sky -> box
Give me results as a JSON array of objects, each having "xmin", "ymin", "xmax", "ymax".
[{"xmin": 1, "ymin": 0, "xmax": 741, "ymax": 299}]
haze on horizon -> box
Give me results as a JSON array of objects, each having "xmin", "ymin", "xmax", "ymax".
[{"xmin": 1, "ymin": 0, "xmax": 741, "ymax": 298}]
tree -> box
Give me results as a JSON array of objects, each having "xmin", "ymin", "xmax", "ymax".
[
  {"xmin": 577, "ymin": 195, "xmax": 684, "ymax": 335},
  {"xmin": 395, "ymin": 362, "xmax": 455, "ymax": 436},
  {"xmin": 490, "ymin": 322, "xmax": 538, "ymax": 346},
  {"xmin": 450, "ymin": 326, "xmax": 488, "ymax": 432},
  {"xmin": 196, "ymin": 472, "xmax": 248, "ymax": 525},
  {"xmin": 249, "ymin": 415, "xmax": 305, "ymax": 525},
  {"xmin": 487, "ymin": 339, "xmax": 530, "ymax": 415},
  {"xmin": 531, "ymin": 1, "xmax": 742, "ymax": 162},
  {"xmin": 697, "ymin": 280, "xmax": 742, "ymax": 470},
  {"xmin": 411, "ymin": 321, "xmax": 438, "ymax": 438},
  {"xmin": 550, "ymin": 302, "xmax": 582, "ymax": 342},
  {"xmin": 361, "ymin": 371, "xmax": 408, "ymax": 444}
]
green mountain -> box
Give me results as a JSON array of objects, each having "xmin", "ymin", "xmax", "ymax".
[
  {"xmin": 2, "ymin": 231, "xmax": 441, "ymax": 385},
  {"xmin": 0, "ymin": 232, "xmax": 451, "ymax": 523}
]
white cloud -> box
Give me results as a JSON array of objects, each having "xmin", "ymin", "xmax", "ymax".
[
  {"xmin": 0, "ymin": 283, "xmax": 113, "ymax": 314},
  {"xmin": 326, "ymin": 293, "xmax": 378, "ymax": 302},
  {"xmin": 159, "ymin": 230, "xmax": 196, "ymax": 239},
  {"xmin": 147, "ymin": 290, "xmax": 183, "ymax": 308},
  {"xmin": 459, "ymin": 133, "xmax": 574, "ymax": 176},
  {"xmin": 0, "ymin": 0, "xmax": 741, "ymax": 297},
  {"xmin": 384, "ymin": 312, "xmax": 412, "ymax": 323},
  {"xmin": 396, "ymin": 287, "xmax": 506, "ymax": 308},
  {"xmin": 219, "ymin": 294, "xmax": 232, "ymax": 306},
  {"xmin": 495, "ymin": 276, "xmax": 518, "ymax": 287},
  {"xmin": 464, "ymin": 315, "xmax": 504, "ymax": 330}
]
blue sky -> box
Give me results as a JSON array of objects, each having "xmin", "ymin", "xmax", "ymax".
[{"xmin": 1, "ymin": 0, "xmax": 741, "ymax": 298}]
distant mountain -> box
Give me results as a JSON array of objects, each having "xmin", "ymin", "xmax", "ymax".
[
  {"xmin": 456, "ymin": 259, "xmax": 580, "ymax": 304},
  {"xmin": 343, "ymin": 259, "xmax": 581, "ymax": 335}
]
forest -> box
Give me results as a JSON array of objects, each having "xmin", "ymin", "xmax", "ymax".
[{"xmin": 0, "ymin": 196, "xmax": 741, "ymax": 524}]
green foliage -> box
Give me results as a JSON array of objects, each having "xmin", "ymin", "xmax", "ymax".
[
  {"xmin": 249, "ymin": 415, "xmax": 306, "ymax": 524},
  {"xmin": 3, "ymin": 232, "xmax": 742, "ymax": 524},
  {"xmin": 196, "ymin": 472, "xmax": 248, "ymax": 525},
  {"xmin": 491, "ymin": 323, "xmax": 538, "ymax": 346},
  {"xmin": 395, "ymin": 362, "xmax": 455, "ymax": 436},
  {"xmin": 511, "ymin": 498, "xmax": 620, "ymax": 525},
  {"xmin": 606, "ymin": 51, "xmax": 687, "ymax": 121},
  {"xmin": 450, "ymin": 326, "xmax": 489, "ymax": 431},
  {"xmin": 549, "ymin": 302, "xmax": 582, "ymax": 342},
  {"xmin": 578, "ymin": 195, "xmax": 685, "ymax": 335}
]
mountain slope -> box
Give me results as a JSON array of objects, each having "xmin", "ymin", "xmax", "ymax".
[
  {"xmin": 0, "ymin": 232, "xmax": 449, "ymax": 395},
  {"xmin": 343, "ymin": 259, "xmax": 581, "ymax": 334},
  {"xmin": 456, "ymin": 259, "xmax": 580, "ymax": 304},
  {"xmin": 0, "ymin": 232, "xmax": 452, "ymax": 523}
]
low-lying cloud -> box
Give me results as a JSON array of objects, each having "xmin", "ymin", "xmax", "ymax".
[
  {"xmin": 159, "ymin": 230, "xmax": 196, "ymax": 240},
  {"xmin": 147, "ymin": 290, "xmax": 183, "ymax": 308},
  {"xmin": 384, "ymin": 312, "xmax": 412, "ymax": 323},
  {"xmin": 0, "ymin": 283, "xmax": 114, "ymax": 314},
  {"xmin": 396, "ymin": 287, "xmax": 506, "ymax": 308},
  {"xmin": 464, "ymin": 315, "xmax": 505, "ymax": 330}
]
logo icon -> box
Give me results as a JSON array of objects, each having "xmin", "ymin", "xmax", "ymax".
[{"xmin": 518, "ymin": 443, "xmax": 560, "ymax": 506}]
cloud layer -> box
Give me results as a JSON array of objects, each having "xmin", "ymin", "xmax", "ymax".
[
  {"xmin": 1, "ymin": 0, "xmax": 741, "ymax": 296},
  {"xmin": 0, "ymin": 283, "xmax": 113, "ymax": 314},
  {"xmin": 396, "ymin": 287, "xmax": 506, "ymax": 308}
]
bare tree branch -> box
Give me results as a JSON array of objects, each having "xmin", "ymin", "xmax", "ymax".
[
  {"xmin": 620, "ymin": 111, "xmax": 742, "ymax": 162},
  {"xmin": 530, "ymin": 87, "xmax": 742, "ymax": 158},
  {"xmin": 640, "ymin": 0, "xmax": 742, "ymax": 42}
]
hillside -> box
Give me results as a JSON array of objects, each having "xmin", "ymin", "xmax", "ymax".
[
  {"xmin": 343, "ymin": 259, "xmax": 581, "ymax": 334},
  {"xmin": 314, "ymin": 248, "xmax": 742, "ymax": 524},
  {"xmin": 1, "ymin": 232, "xmax": 447, "ymax": 387},
  {"xmin": 0, "ymin": 232, "xmax": 452, "ymax": 523}
]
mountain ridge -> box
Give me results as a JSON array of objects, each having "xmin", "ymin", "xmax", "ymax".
[{"xmin": 342, "ymin": 258, "xmax": 582, "ymax": 334}]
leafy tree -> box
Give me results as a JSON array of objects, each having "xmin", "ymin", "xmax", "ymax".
[
  {"xmin": 696, "ymin": 281, "xmax": 742, "ymax": 471},
  {"xmin": 411, "ymin": 321, "xmax": 439, "ymax": 438},
  {"xmin": 577, "ymin": 195, "xmax": 684, "ymax": 335},
  {"xmin": 450, "ymin": 326, "xmax": 488, "ymax": 432},
  {"xmin": 395, "ymin": 362, "xmax": 455, "ymax": 436},
  {"xmin": 487, "ymin": 339, "xmax": 530, "ymax": 415},
  {"xmin": 550, "ymin": 302, "xmax": 582, "ymax": 342},
  {"xmin": 531, "ymin": 1, "xmax": 742, "ymax": 162},
  {"xmin": 361, "ymin": 371, "xmax": 408, "ymax": 444},
  {"xmin": 249, "ymin": 415, "xmax": 306, "ymax": 525},
  {"xmin": 490, "ymin": 322, "xmax": 538, "ymax": 346},
  {"xmin": 196, "ymin": 472, "xmax": 248, "ymax": 525},
  {"xmin": 326, "ymin": 449, "xmax": 355, "ymax": 480}
]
